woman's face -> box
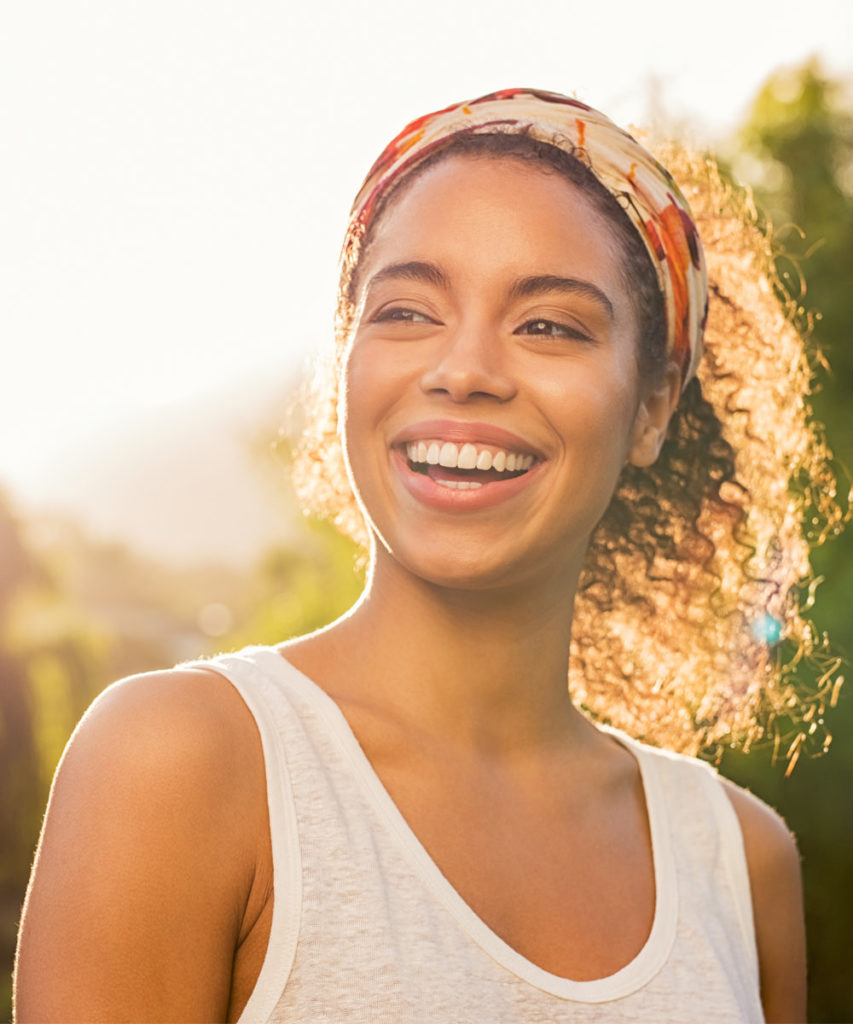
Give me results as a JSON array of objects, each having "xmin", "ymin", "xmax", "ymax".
[{"xmin": 342, "ymin": 155, "xmax": 676, "ymax": 592}]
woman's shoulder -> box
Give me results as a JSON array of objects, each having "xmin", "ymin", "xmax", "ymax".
[
  {"xmin": 717, "ymin": 775, "xmax": 803, "ymax": 937},
  {"xmin": 45, "ymin": 660, "xmax": 270, "ymax": 903},
  {"xmin": 16, "ymin": 662, "xmax": 272, "ymax": 1020},
  {"xmin": 70, "ymin": 661, "xmax": 264, "ymax": 795},
  {"xmin": 718, "ymin": 776, "xmax": 807, "ymax": 1021},
  {"xmin": 717, "ymin": 776, "xmax": 798, "ymax": 869}
]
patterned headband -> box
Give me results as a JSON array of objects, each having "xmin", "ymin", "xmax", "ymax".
[{"xmin": 348, "ymin": 88, "xmax": 708, "ymax": 387}]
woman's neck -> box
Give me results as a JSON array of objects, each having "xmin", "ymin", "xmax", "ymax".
[{"xmin": 285, "ymin": 549, "xmax": 588, "ymax": 756}]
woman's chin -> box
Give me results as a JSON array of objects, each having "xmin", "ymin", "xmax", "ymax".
[{"xmin": 370, "ymin": 532, "xmax": 578, "ymax": 598}]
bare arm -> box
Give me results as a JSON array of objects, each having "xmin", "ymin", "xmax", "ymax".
[
  {"xmin": 14, "ymin": 667, "xmax": 271, "ymax": 1023},
  {"xmin": 723, "ymin": 780, "xmax": 807, "ymax": 1024}
]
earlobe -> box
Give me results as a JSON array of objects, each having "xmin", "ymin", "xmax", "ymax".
[{"xmin": 628, "ymin": 363, "xmax": 681, "ymax": 467}]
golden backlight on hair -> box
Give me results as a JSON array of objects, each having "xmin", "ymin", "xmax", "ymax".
[{"xmin": 293, "ymin": 144, "xmax": 846, "ymax": 762}]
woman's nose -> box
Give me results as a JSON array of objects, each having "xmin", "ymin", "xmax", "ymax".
[{"xmin": 419, "ymin": 323, "xmax": 516, "ymax": 404}]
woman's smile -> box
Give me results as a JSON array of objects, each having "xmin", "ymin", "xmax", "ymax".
[
  {"xmin": 391, "ymin": 441, "xmax": 544, "ymax": 511},
  {"xmin": 389, "ymin": 418, "xmax": 543, "ymax": 508}
]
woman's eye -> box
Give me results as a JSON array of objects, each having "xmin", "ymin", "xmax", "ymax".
[
  {"xmin": 373, "ymin": 307, "xmax": 436, "ymax": 324},
  {"xmin": 517, "ymin": 318, "xmax": 591, "ymax": 341}
]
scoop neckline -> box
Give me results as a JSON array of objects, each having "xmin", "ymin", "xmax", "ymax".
[{"xmin": 249, "ymin": 645, "xmax": 679, "ymax": 1003}]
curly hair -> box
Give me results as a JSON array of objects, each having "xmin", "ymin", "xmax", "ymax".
[{"xmin": 292, "ymin": 133, "xmax": 847, "ymax": 763}]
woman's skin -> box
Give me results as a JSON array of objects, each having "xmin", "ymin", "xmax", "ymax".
[{"xmin": 15, "ymin": 156, "xmax": 806, "ymax": 1023}]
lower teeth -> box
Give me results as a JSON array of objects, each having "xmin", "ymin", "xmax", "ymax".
[{"xmin": 435, "ymin": 479, "xmax": 483, "ymax": 490}]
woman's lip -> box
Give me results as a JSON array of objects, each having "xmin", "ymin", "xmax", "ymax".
[{"xmin": 391, "ymin": 419, "xmax": 542, "ymax": 456}]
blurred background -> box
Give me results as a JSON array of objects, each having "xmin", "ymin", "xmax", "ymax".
[{"xmin": 1, "ymin": 2, "xmax": 851, "ymax": 1019}]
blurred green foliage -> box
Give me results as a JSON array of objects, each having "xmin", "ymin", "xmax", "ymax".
[
  {"xmin": 1, "ymin": 60, "xmax": 851, "ymax": 1022},
  {"xmin": 736, "ymin": 60, "xmax": 853, "ymax": 477},
  {"xmin": 220, "ymin": 517, "xmax": 365, "ymax": 650},
  {"xmin": 719, "ymin": 58, "xmax": 853, "ymax": 1022}
]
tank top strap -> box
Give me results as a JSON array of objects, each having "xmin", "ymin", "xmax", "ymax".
[
  {"xmin": 618, "ymin": 734, "xmax": 760, "ymax": 989},
  {"xmin": 183, "ymin": 646, "xmax": 304, "ymax": 1022}
]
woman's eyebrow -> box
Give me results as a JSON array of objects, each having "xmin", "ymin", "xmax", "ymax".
[
  {"xmin": 509, "ymin": 275, "xmax": 614, "ymax": 320},
  {"xmin": 363, "ymin": 265, "xmax": 614, "ymax": 322},
  {"xmin": 366, "ymin": 260, "xmax": 449, "ymax": 291}
]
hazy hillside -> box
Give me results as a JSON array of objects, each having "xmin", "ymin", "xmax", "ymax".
[{"xmin": 16, "ymin": 375, "xmax": 305, "ymax": 568}]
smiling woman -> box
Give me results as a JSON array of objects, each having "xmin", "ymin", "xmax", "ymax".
[
  {"xmin": 14, "ymin": 88, "xmax": 843, "ymax": 1023},
  {"xmin": 299, "ymin": 99, "xmax": 841, "ymax": 757}
]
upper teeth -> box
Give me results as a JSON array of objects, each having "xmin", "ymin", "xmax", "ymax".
[{"xmin": 406, "ymin": 441, "xmax": 534, "ymax": 472}]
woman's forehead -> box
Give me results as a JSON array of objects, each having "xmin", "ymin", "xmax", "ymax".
[
  {"xmin": 359, "ymin": 155, "xmax": 625, "ymax": 294},
  {"xmin": 374, "ymin": 153, "xmax": 608, "ymax": 228}
]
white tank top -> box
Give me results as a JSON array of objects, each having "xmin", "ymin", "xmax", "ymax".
[{"xmin": 193, "ymin": 646, "xmax": 763, "ymax": 1023}]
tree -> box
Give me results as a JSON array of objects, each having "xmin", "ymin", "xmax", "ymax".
[
  {"xmin": 737, "ymin": 60, "xmax": 853, "ymax": 471},
  {"xmin": 0, "ymin": 494, "xmax": 46, "ymax": 1017},
  {"xmin": 722, "ymin": 61, "xmax": 853, "ymax": 1023}
]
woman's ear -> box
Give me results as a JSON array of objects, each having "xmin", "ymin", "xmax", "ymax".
[{"xmin": 628, "ymin": 363, "xmax": 682, "ymax": 467}]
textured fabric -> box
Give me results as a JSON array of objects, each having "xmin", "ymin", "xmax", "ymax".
[
  {"xmin": 194, "ymin": 646, "xmax": 763, "ymax": 1023},
  {"xmin": 346, "ymin": 88, "xmax": 708, "ymax": 388}
]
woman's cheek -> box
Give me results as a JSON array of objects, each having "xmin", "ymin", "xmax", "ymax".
[{"xmin": 340, "ymin": 342, "xmax": 391, "ymax": 509}]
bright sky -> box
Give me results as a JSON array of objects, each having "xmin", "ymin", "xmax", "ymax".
[{"xmin": 3, "ymin": 0, "xmax": 851, "ymax": 507}]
